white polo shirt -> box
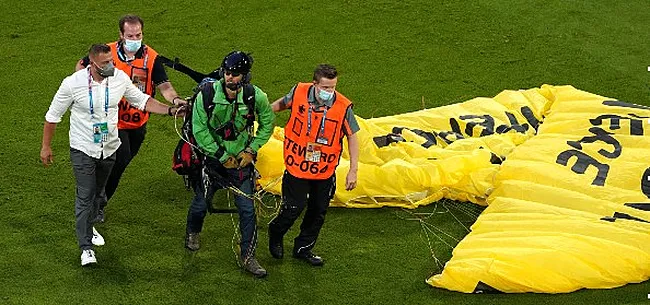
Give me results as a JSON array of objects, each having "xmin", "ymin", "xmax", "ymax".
[{"xmin": 45, "ymin": 67, "xmax": 150, "ymax": 159}]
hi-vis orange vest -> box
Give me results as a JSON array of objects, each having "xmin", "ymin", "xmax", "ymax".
[
  {"xmin": 283, "ymin": 83, "xmax": 352, "ymax": 179},
  {"xmin": 108, "ymin": 41, "xmax": 158, "ymax": 129}
]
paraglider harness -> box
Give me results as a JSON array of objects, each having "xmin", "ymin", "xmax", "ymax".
[
  {"xmin": 164, "ymin": 56, "xmax": 257, "ymax": 213},
  {"xmin": 171, "ymin": 79, "xmax": 256, "ymax": 178}
]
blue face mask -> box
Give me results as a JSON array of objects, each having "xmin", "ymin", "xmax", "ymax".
[
  {"xmin": 124, "ymin": 39, "xmax": 142, "ymax": 53},
  {"xmin": 317, "ymin": 88, "xmax": 334, "ymax": 102}
]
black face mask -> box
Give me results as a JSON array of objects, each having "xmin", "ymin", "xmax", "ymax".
[{"xmin": 93, "ymin": 61, "xmax": 115, "ymax": 77}]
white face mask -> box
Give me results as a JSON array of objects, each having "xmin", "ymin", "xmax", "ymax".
[
  {"xmin": 124, "ymin": 39, "xmax": 142, "ymax": 53},
  {"xmin": 317, "ymin": 88, "xmax": 334, "ymax": 102}
]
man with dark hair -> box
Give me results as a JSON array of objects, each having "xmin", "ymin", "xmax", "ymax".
[
  {"xmin": 42, "ymin": 44, "xmax": 183, "ymax": 266},
  {"xmin": 185, "ymin": 50, "xmax": 275, "ymax": 278},
  {"xmin": 75, "ymin": 14, "xmax": 184, "ymax": 223},
  {"xmin": 268, "ymin": 64, "xmax": 360, "ymax": 266},
  {"xmin": 118, "ymin": 15, "xmax": 144, "ymax": 34}
]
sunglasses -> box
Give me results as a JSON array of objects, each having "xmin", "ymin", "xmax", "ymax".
[{"xmin": 224, "ymin": 70, "xmax": 241, "ymax": 77}]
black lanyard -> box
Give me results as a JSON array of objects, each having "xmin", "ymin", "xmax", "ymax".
[
  {"xmin": 306, "ymin": 104, "xmax": 328, "ymax": 138},
  {"xmin": 87, "ymin": 67, "xmax": 109, "ymax": 117}
]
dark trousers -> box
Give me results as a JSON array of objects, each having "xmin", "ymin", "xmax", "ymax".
[
  {"xmin": 186, "ymin": 163, "xmax": 258, "ymax": 258},
  {"xmin": 269, "ymin": 171, "xmax": 335, "ymax": 255},
  {"xmin": 104, "ymin": 124, "xmax": 147, "ymax": 204},
  {"xmin": 70, "ymin": 148, "xmax": 116, "ymax": 250}
]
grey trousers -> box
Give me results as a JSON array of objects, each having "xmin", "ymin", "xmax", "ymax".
[{"xmin": 70, "ymin": 148, "xmax": 116, "ymax": 250}]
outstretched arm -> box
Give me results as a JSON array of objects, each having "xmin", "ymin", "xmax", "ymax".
[
  {"xmin": 122, "ymin": 75, "xmax": 183, "ymax": 116},
  {"xmin": 157, "ymin": 82, "xmax": 186, "ymax": 106},
  {"xmin": 271, "ymin": 97, "xmax": 289, "ymax": 112},
  {"xmin": 143, "ymin": 97, "xmax": 183, "ymax": 116}
]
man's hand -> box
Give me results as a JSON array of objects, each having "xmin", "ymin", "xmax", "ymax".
[
  {"xmin": 168, "ymin": 106, "xmax": 187, "ymax": 118},
  {"xmin": 40, "ymin": 146, "xmax": 54, "ymax": 167},
  {"xmin": 222, "ymin": 155, "xmax": 239, "ymax": 169},
  {"xmin": 345, "ymin": 170, "xmax": 357, "ymax": 191},
  {"xmin": 172, "ymin": 97, "xmax": 188, "ymax": 107},
  {"xmin": 174, "ymin": 106, "xmax": 187, "ymax": 117},
  {"xmin": 237, "ymin": 150, "xmax": 255, "ymax": 168}
]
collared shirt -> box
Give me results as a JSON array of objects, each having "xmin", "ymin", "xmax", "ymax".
[
  {"xmin": 45, "ymin": 68, "xmax": 150, "ymax": 159},
  {"xmin": 281, "ymin": 84, "xmax": 360, "ymax": 135}
]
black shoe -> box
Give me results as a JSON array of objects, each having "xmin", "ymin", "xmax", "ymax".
[
  {"xmin": 293, "ymin": 251, "xmax": 324, "ymax": 266},
  {"xmin": 185, "ymin": 232, "xmax": 200, "ymax": 251},
  {"xmin": 241, "ymin": 257, "xmax": 268, "ymax": 278},
  {"xmin": 93, "ymin": 208, "xmax": 105, "ymax": 223},
  {"xmin": 269, "ymin": 237, "xmax": 284, "ymax": 259}
]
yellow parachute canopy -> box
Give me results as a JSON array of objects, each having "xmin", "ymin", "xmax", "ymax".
[
  {"xmin": 426, "ymin": 86, "xmax": 650, "ymax": 293},
  {"xmin": 255, "ymin": 85, "xmax": 650, "ymax": 293}
]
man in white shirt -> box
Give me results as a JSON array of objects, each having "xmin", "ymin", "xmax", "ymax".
[{"xmin": 40, "ymin": 44, "xmax": 182, "ymax": 266}]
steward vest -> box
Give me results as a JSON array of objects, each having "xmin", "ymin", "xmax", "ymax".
[
  {"xmin": 283, "ymin": 83, "xmax": 352, "ymax": 179},
  {"xmin": 108, "ymin": 41, "xmax": 158, "ymax": 129}
]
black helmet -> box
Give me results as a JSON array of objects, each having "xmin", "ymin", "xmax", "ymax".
[{"xmin": 221, "ymin": 51, "xmax": 252, "ymax": 75}]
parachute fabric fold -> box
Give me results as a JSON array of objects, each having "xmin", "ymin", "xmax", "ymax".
[{"xmin": 427, "ymin": 85, "xmax": 650, "ymax": 293}]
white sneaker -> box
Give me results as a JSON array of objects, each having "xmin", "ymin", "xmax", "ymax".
[
  {"xmin": 92, "ymin": 227, "xmax": 105, "ymax": 246},
  {"xmin": 80, "ymin": 249, "xmax": 97, "ymax": 266}
]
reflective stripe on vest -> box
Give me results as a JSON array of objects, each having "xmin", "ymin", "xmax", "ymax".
[
  {"xmin": 283, "ymin": 83, "xmax": 352, "ymax": 179},
  {"xmin": 108, "ymin": 41, "xmax": 158, "ymax": 129}
]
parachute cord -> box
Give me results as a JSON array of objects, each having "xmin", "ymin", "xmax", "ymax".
[
  {"xmin": 420, "ymin": 221, "xmax": 445, "ymax": 271},
  {"xmin": 446, "ymin": 200, "xmax": 483, "ymax": 220},
  {"xmin": 442, "ymin": 201, "xmax": 472, "ymax": 233},
  {"xmin": 395, "ymin": 207, "xmax": 449, "ymax": 272},
  {"xmin": 442, "ymin": 198, "xmax": 482, "ymax": 219},
  {"xmin": 226, "ymin": 190, "xmax": 259, "ymax": 268},
  {"xmin": 228, "ymin": 191, "xmax": 243, "ymax": 266},
  {"xmin": 173, "ymin": 104, "xmax": 202, "ymax": 151},
  {"xmin": 257, "ymin": 176, "xmax": 282, "ymax": 194},
  {"xmin": 255, "ymin": 176, "xmax": 283, "ymax": 220},
  {"xmin": 420, "ymin": 220, "xmax": 460, "ymax": 245},
  {"xmin": 173, "ymin": 104, "xmax": 184, "ymax": 139},
  {"xmin": 456, "ymin": 203, "xmax": 483, "ymax": 218},
  {"xmin": 226, "ymin": 178, "xmax": 276, "ymax": 267},
  {"xmin": 395, "ymin": 200, "xmax": 484, "ymax": 273},
  {"xmin": 397, "ymin": 207, "xmax": 461, "ymax": 245}
]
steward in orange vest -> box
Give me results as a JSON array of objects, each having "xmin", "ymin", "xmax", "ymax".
[
  {"xmin": 282, "ymin": 82, "xmax": 352, "ymax": 179},
  {"xmin": 107, "ymin": 41, "xmax": 157, "ymax": 129},
  {"xmin": 74, "ymin": 15, "xmax": 184, "ymax": 222},
  {"xmin": 268, "ymin": 64, "xmax": 360, "ymax": 266}
]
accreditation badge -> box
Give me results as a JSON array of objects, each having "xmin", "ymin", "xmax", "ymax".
[
  {"xmin": 131, "ymin": 67, "xmax": 148, "ymax": 93},
  {"xmin": 306, "ymin": 142, "xmax": 322, "ymax": 162},
  {"xmin": 93, "ymin": 122, "xmax": 109, "ymax": 143}
]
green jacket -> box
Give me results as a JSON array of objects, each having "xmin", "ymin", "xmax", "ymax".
[{"xmin": 192, "ymin": 80, "xmax": 275, "ymax": 163}]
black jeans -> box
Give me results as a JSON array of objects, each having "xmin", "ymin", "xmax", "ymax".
[
  {"xmin": 269, "ymin": 171, "xmax": 335, "ymax": 255},
  {"xmin": 104, "ymin": 124, "xmax": 147, "ymax": 204}
]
